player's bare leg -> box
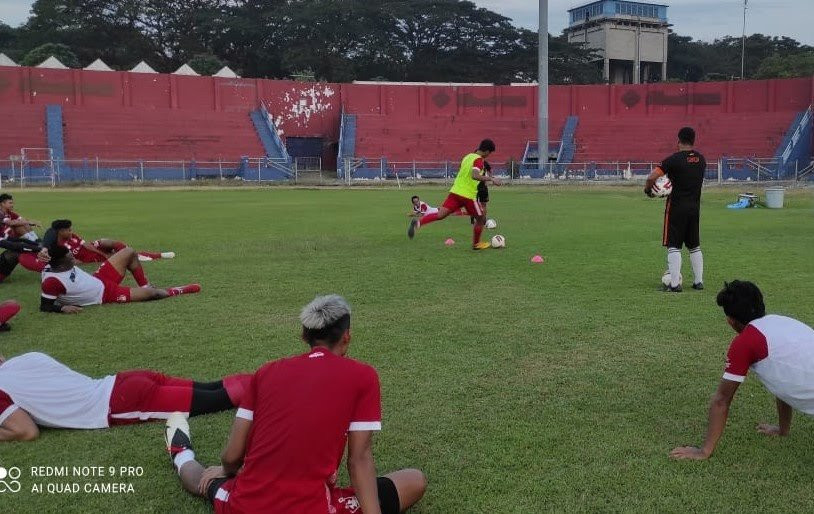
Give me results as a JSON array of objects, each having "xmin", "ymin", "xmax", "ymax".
[
  {"xmin": 105, "ymin": 247, "xmax": 150, "ymax": 286},
  {"xmin": 128, "ymin": 284, "xmax": 200, "ymax": 302},
  {"xmin": 408, "ymin": 207, "xmax": 451, "ymax": 239},
  {"xmin": 384, "ymin": 468, "xmax": 427, "ymax": 512},
  {"xmin": 95, "ymin": 239, "xmax": 172, "ymax": 261}
]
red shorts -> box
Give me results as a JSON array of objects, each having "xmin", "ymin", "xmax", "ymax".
[
  {"xmin": 76, "ymin": 245, "xmax": 107, "ymax": 263},
  {"xmin": 208, "ymin": 481, "xmax": 362, "ymax": 514},
  {"xmin": 442, "ymin": 193, "xmax": 483, "ymax": 217},
  {"xmin": 93, "ymin": 261, "xmax": 131, "ymax": 304},
  {"xmin": 108, "ymin": 370, "xmax": 193, "ymax": 426}
]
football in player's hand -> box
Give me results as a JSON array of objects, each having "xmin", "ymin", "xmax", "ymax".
[{"xmin": 653, "ymin": 176, "xmax": 673, "ymax": 197}]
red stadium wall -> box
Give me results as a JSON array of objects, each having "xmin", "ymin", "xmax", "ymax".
[{"xmin": 1, "ymin": 65, "xmax": 812, "ymax": 163}]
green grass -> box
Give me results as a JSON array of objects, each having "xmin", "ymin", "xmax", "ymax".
[{"xmin": 0, "ymin": 185, "xmax": 812, "ymax": 513}]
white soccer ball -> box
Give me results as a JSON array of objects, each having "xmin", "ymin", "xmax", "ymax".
[
  {"xmin": 490, "ymin": 235, "xmax": 506, "ymax": 248},
  {"xmin": 661, "ymin": 270, "xmax": 683, "ymax": 287},
  {"xmin": 485, "ymin": 219, "xmax": 497, "ymax": 229},
  {"xmin": 653, "ymin": 175, "xmax": 672, "ymax": 197}
]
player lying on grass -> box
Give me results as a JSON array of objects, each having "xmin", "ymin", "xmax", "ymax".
[
  {"xmin": 0, "ymin": 300, "xmax": 21, "ymax": 331},
  {"xmin": 163, "ymin": 295, "xmax": 426, "ymax": 513},
  {"xmin": 408, "ymin": 196, "xmax": 466, "ymax": 218},
  {"xmin": 43, "ymin": 219, "xmax": 174, "ymax": 263},
  {"xmin": 40, "ymin": 244, "xmax": 199, "ymax": 314},
  {"xmin": 408, "ymin": 139, "xmax": 501, "ymax": 250},
  {"xmin": 670, "ymin": 280, "xmax": 814, "ymax": 460},
  {"xmin": 0, "ymin": 351, "xmax": 251, "ymax": 442},
  {"xmin": 0, "ymin": 193, "xmax": 41, "ymax": 242}
]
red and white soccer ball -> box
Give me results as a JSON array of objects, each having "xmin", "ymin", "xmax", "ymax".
[
  {"xmin": 653, "ymin": 175, "xmax": 673, "ymax": 197},
  {"xmin": 661, "ymin": 270, "xmax": 683, "ymax": 287},
  {"xmin": 490, "ymin": 235, "xmax": 506, "ymax": 248}
]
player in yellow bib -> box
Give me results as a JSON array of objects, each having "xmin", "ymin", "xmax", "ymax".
[{"xmin": 407, "ymin": 139, "xmax": 501, "ymax": 250}]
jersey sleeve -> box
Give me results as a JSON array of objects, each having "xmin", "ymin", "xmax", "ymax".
[
  {"xmin": 723, "ymin": 325, "xmax": 769, "ymax": 382},
  {"xmin": 0, "ymin": 389, "xmax": 19, "ymax": 426},
  {"xmin": 472, "ymin": 157, "xmax": 484, "ymax": 174},
  {"xmin": 41, "ymin": 277, "xmax": 67, "ymax": 299},
  {"xmin": 236, "ymin": 369, "xmax": 257, "ymax": 421},
  {"xmin": 349, "ymin": 365, "xmax": 382, "ymax": 432}
]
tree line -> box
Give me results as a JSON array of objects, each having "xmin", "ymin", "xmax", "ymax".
[{"xmin": 0, "ymin": 0, "xmax": 811, "ymax": 84}]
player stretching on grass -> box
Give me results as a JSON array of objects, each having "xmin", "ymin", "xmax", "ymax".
[
  {"xmin": 0, "ymin": 193, "xmax": 41, "ymax": 242},
  {"xmin": 43, "ymin": 219, "xmax": 174, "ymax": 264},
  {"xmin": 644, "ymin": 127, "xmax": 705, "ymax": 292},
  {"xmin": 671, "ymin": 281, "xmax": 814, "ymax": 460},
  {"xmin": 0, "ymin": 351, "xmax": 251, "ymax": 442},
  {"xmin": 408, "ymin": 139, "xmax": 501, "ymax": 250},
  {"xmin": 163, "ymin": 295, "xmax": 426, "ymax": 513},
  {"xmin": 40, "ymin": 245, "xmax": 199, "ymax": 314}
]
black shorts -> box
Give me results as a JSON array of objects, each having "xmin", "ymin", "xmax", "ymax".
[
  {"xmin": 206, "ymin": 476, "xmax": 400, "ymax": 514},
  {"xmin": 663, "ymin": 199, "xmax": 700, "ymax": 249},
  {"xmin": 477, "ymin": 187, "xmax": 489, "ymax": 204}
]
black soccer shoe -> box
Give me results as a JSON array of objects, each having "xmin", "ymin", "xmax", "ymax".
[
  {"xmin": 692, "ymin": 282, "xmax": 704, "ymax": 290},
  {"xmin": 0, "ymin": 323, "xmax": 10, "ymax": 332},
  {"xmin": 165, "ymin": 412, "xmax": 193, "ymax": 462},
  {"xmin": 664, "ymin": 285, "xmax": 683, "ymax": 293},
  {"xmin": 407, "ymin": 218, "xmax": 418, "ymax": 239}
]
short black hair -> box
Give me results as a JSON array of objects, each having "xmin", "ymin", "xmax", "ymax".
[
  {"xmin": 678, "ymin": 127, "xmax": 695, "ymax": 146},
  {"xmin": 0, "ymin": 194, "xmax": 12, "ymax": 203},
  {"xmin": 51, "ymin": 219, "xmax": 72, "ymax": 231},
  {"xmin": 48, "ymin": 244, "xmax": 71, "ymax": 267},
  {"xmin": 478, "ymin": 139, "xmax": 496, "ymax": 153},
  {"xmin": 716, "ymin": 280, "xmax": 766, "ymax": 325},
  {"xmin": 301, "ymin": 314, "xmax": 351, "ymax": 346},
  {"xmin": 411, "ymin": 195, "xmax": 419, "ymax": 201}
]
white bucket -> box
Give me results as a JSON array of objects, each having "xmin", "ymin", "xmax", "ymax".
[{"xmin": 765, "ymin": 187, "xmax": 785, "ymax": 209}]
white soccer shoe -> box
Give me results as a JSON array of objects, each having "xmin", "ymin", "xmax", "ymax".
[
  {"xmin": 165, "ymin": 412, "xmax": 193, "ymax": 461},
  {"xmin": 161, "ymin": 252, "xmax": 176, "ymax": 259}
]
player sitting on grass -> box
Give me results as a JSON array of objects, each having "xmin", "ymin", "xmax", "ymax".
[
  {"xmin": 0, "ymin": 193, "xmax": 41, "ymax": 242},
  {"xmin": 0, "ymin": 351, "xmax": 251, "ymax": 442},
  {"xmin": 163, "ymin": 294, "xmax": 426, "ymax": 513},
  {"xmin": 40, "ymin": 245, "xmax": 199, "ymax": 314},
  {"xmin": 0, "ymin": 237, "xmax": 46, "ymax": 281},
  {"xmin": 43, "ymin": 219, "xmax": 174, "ymax": 263},
  {"xmin": 408, "ymin": 139, "xmax": 501, "ymax": 250},
  {"xmin": 670, "ymin": 280, "xmax": 814, "ymax": 460}
]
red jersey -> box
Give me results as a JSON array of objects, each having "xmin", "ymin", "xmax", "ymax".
[
  {"xmin": 225, "ymin": 348, "xmax": 381, "ymax": 514},
  {"xmin": 60, "ymin": 232, "xmax": 103, "ymax": 263},
  {"xmin": 0, "ymin": 210, "xmax": 20, "ymax": 239}
]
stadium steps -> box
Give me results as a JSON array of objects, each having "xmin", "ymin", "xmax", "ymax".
[{"xmin": 0, "ymin": 105, "xmax": 47, "ymax": 159}]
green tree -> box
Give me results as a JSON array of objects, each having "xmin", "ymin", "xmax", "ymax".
[
  {"xmin": 20, "ymin": 42, "xmax": 80, "ymax": 67},
  {"xmin": 756, "ymin": 52, "xmax": 814, "ymax": 79},
  {"xmin": 187, "ymin": 54, "xmax": 224, "ymax": 75}
]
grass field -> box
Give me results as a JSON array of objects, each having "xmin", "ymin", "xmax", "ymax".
[{"xmin": 0, "ymin": 185, "xmax": 812, "ymax": 513}]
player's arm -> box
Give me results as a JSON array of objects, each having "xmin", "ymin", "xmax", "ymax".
[
  {"xmin": 220, "ymin": 413, "xmax": 252, "ymax": 476},
  {"xmin": 757, "ymin": 397, "xmax": 793, "ymax": 436},
  {"xmin": 82, "ymin": 241, "xmax": 108, "ymax": 258},
  {"xmin": 644, "ymin": 166, "xmax": 666, "ymax": 196},
  {"xmin": 347, "ymin": 430, "xmax": 381, "ymax": 514},
  {"xmin": 670, "ymin": 378, "xmax": 740, "ymax": 460},
  {"xmin": 40, "ymin": 296, "xmax": 81, "ymax": 314},
  {"xmin": 0, "ymin": 407, "xmax": 39, "ymax": 442}
]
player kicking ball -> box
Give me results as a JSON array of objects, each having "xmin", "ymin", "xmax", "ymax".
[
  {"xmin": 0, "ymin": 351, "xmax": 251, "ymax": 442},
  {"xmin": 40, "ymin": 244, "xmax": 199, "ymax": 314},
  {"xmin": 670, "ymin": 281, "xmax": 814, "ymax": 460},
  {"xmin": 43, "ymin": 219, "xmax": 174, "ymax": 263},
  {"xmin": 163, "ymin": 295, "xmax": 426, "ymax": 513},
  {"xmin": 408, "ymin": 139, "xmax": 501, "ymax": 250}
]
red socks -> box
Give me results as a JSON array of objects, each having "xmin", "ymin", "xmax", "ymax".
[
  {"xmin": 131, "ymin": 266, "xmax": 149, "ymax": 287},
  {"xmin": 419, "ymin": 213, "xmax": 439, "ymax": 226},
  {"xmin": 18, "ymin": 253, "xmax": 46, "ymax": 272},
  {"xmin": 0, "ymin": 300, "xmax": 21, "ymax": 325},
  {"xmin": 166, "ymin": 284, "xmax": 201, "ymax": 297},
  {"xmin": 473, "ymin": 224, "xmax": 483, "ymax": 246},
  {"xmin": 222, "ymin": 373, "xmax": 253, "ymax": 406},
  {"xmin": 139, "ymin": 252, "xmax": 162, "ymax": 259}
]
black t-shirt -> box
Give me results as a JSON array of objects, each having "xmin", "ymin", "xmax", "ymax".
[{"xmin": 660, "ymin": 150, "xmax": 705, "ymax": 206}]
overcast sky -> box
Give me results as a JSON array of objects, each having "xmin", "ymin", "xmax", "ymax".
[{"xmin": 1, "ymin": 0, "xmax": 812, "ymax": 44}]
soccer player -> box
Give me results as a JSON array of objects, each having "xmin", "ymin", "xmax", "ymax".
[
  {"xmin": 40, "ymin": 245, "xmax": 199, "ymax": 314},
  {"xmin": 42, "ymin": 219, "xmax": 173, "ymax": 264},
  {"xmin": 0, "ymin": 300, "xmax": 21, "ymax": 331},
  {"xmin": 0, "ymin": 193, "xmax": 41, "ymax": 242},
  {"xmin": 408, "ymin": 139, "xmax": 501, "ymax": 250},
  {"xmin": 644, "ymin": 127, "xmax": 706, "ymax": 292},
  {"xmin": 408, "ymin": 195, "xmax": 438, "ymax": 217},
  {"xmin": 0, "ymin": 237, "xmax": 46, "ymax": 281},
  {"xmin": 163, "ymin": 295, "xmax": 426, "ymax": 513},
  {"xmin": 670, "ymin": 281, "xmax": 814, "ymax": 460},
  {"xmin": 0, "ymin": 351, "xmax": 251, "ymax": 442}
]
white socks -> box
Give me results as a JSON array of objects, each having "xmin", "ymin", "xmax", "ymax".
[
  {"xmin": 23, "ymin": 231, "xmax": 38, "ymax": 242},
  {"xmin": 689, "ymin": 247, "xmax": 703, "ymax": 285},
  {"xmin": 667, "ymin": 248, "xmax": 682, "ymax": 287},
  {"xmin": 173, "ymin": 449, "xmax": 195, "ymax": 474}
]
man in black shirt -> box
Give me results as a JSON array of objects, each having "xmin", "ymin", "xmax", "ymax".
[{"xmin": 645, "ymin": 127, "xmax": 706, "ymax": 292}]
